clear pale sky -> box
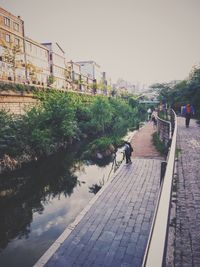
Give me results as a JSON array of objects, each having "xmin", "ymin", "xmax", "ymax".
[{"xmin": 1, "ymin": 0, "xmax": 200, "ymax": 86}]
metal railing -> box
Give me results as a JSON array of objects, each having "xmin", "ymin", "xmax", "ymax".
[
  {"xmin": 142, "ymin": 109, "xmax": 177, "ymax": 267},
  {"xmin": 157, "ymin": 116, "xmax": 172, "ymax": 148}
]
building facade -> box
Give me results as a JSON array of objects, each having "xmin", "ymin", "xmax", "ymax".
[
  {"xmin": 0, "ymin": 6, "xmax": 26, "ymax": 82},
  {"xmin": 0, "ymin": 6, "xmax": 113, "ymax": 94},
  {"xmin": 42, "ymin": 42, "xmax": 66, "ymax": 89},
  {"xmin": 0, "ymin": 7, "xmax": 50, "ymax": 87},
  {"xmin": 25, "ymin": 38, "xmax": 50, "ymax": 86},
  {"xmin": 67, "ymin": 61, "xmax": 94, "ymax": 93},
  {"xmin": 76, "ymin": 61, "xmax": 102, "ymax": 83}
]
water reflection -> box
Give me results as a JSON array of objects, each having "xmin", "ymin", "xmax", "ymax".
[
  {"xmin": 0, "ymin": 151, "xmax": 79, "ymax": 251},
  {"xmin": 89, "ymin": 177, "xmax": 105, "ymax": 194},
  {"xmin": 0, "ymin": 143, "xmax": 124, "ymax": 267},
  {"xmin": 88, "ymin": 151, "xmax": 125, "ymax": 195}
]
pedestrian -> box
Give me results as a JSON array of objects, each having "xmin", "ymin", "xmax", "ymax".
[
  {"xmin": 182, "ymin": 103, "xmax": 195, "ymax": 127},
  {"xmin": 124, "ymin": 141, "xmax": 133, "ymax": 164},
  {"xmin": 151, "ymin": 114, "xmax": 157, "ymax": 128},
  {"xmin": 147, "ymin": 108, "xmax": 152, "ymax": 121},
  {"xmin": 151, "ymin": 110, "xmax": 157, "ymax": 128}
]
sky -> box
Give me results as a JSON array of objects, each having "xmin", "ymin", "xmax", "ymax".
[{"xmin": 1, "ymin": 0, "xmax": 200, "ymax": 87}]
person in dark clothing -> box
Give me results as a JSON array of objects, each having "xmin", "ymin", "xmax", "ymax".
[
  {"xmin": 124, "ymin": 141, "xmax": 133, "ymax": 164},
  {"xmin": 151, "ymin": 114, "xmax": 157, "ymax": 128},
  {"xmin": 182, "ymin": 104, "xmax": 195, "ymax": 127}
]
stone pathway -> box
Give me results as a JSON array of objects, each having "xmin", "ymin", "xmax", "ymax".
[
  {"xmin": 34, "ymin": 123, "xmax": 163, "ymax": 267},
  {"xmin": 174, "ymin": 117, "xmax": 200, "ymax": 267},
  {"xmin": 131, "ymin": 122, "xmax": 162, "ymax": 158}
]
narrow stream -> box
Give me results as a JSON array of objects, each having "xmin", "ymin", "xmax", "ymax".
[{"xmin": 0, "ymin": 143, "xmax": 125, "ymax": 267}]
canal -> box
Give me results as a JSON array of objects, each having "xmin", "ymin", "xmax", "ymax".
[{"xmin": 0, "ymin": 142, "xmax": 125, "ymax": 267}]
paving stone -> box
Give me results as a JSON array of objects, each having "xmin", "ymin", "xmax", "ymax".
[{"xmin": 171, "ymin": 118, "xmax": 200, "ymax": 267}]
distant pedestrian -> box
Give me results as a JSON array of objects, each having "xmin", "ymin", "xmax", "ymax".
[
  {"xmin": 124, "ymin": 141, "xmax": 133, "ymax": 164},
  {"xmin": 182, "ymin": 103, "xmax": 195, "ymax": 127},
  {"xmin": 151, "ymin": 110, "xmax": 157, "ymax": 128},
  {"xmin": 151, "ymin": 114, "xmax": 157, "ymax": 128},
  {"xmin": 147, "ymin": 108, "xmax": 152, "ymax": 121}
]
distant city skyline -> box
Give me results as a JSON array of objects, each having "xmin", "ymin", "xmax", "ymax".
[{"xmin": 1, "ymin": 0, "xmax": 200, "ymax": 86}]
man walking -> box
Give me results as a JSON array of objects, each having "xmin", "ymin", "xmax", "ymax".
[
  {"xmin": 124, "ymin": 141, "xmax": 133, "ymax": 164},
  {"xmin": 182, "ymin": 104, "xmax": 195, "ymax": 127}
]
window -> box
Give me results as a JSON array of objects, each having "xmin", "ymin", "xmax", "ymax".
[
  {"xmin": 15, "ymin": 38, "xmax": 20, "ymax": 46},
  {"xmin": 4, "ymin": 17, "xmax": 10, "ymax": 27},
  {"xmin": 13, "ymin": 22, "xmax": 19, "ymax": 31},
  {"xmin": 5, "ymin": 34, "xmax": 10, "ymax": 43}
]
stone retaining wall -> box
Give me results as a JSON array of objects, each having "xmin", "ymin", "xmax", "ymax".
[{"xmin": 0, "ymin": 91, "xmax": 37, "ymax": 115}]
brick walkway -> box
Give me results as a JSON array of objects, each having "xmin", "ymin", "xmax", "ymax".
[
  {"xmin": 35, "ymin": 123, "xmax": 163, "ymax": 267},
  {"xmin": 174, "ymin": 117, "xmax": 200, "ymax": 267},
  {"xmin": 131, "ymin": 122, "xmax": 162, "ymax": 158}
]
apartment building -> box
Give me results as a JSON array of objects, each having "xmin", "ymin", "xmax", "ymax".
[
  {"xmin": 69, "ymin": 60, "xmax": 81, "ymax": 89},
  {"xmin": 77, "ymin": 61, "xmax": 113, "ymax": 95},
  {"xmin": 0, "ymin": 6, "xmax": 26, "ymax": 82},
  {"xmin": 0, "ymin": 6, "xmax": 113, "ymax": 93},
  {"xmin": 76, "ymin": 60, "xmax": 102, "ymax": 83},
  {"xmin": 42, "ymin": 42, "xmax": 66, "ymax": 89},
  {"xmin": 25, "ymin": 37, "xmax": 50, "ymax": 86},
  {"xmin": 67, "ymin": 61, "xmax": 95, "ymax": 93}
]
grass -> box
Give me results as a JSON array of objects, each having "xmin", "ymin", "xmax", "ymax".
[
  {"xmin": 175, "ymin": 148, "xmax": 182, "ymax": 158},
  {"xmin": 152, "ymin": 132, "xmax": 167, "ymax": 156}
]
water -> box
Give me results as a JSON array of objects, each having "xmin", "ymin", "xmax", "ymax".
[{"xmin": 0, "ymin": 145, "xmax": 124, "ymax": 267}]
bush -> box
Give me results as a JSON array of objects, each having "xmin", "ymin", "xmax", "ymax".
[
  {"xmin": 89, "ymin": 137, "xmax": 114, "ymax": 153},
  {"xmin": 0, "ymin": 90, "xmax": 143, "ymax": 163},
  {"xmin": 0, "ymin": 110, "xmax": 20, "ymax": 157},
  {"xmin": 0, "ymin": 82, "xmax": 38, "ymax": 93},
  {"xmin": 152, "ymin": 132, "xmax": 167, "ymax": 156}
]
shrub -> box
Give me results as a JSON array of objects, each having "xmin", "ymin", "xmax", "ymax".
[{"xmin": 152, "ymin": 132, "xmax": 167, "ymax": 156}]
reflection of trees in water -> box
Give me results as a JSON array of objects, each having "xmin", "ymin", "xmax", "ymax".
[
  {"xmin": 89, "ymin": 184, "xmax": 102, "ymax": 194},
  {"xmin": 0, "ymin": 140, "xmax": 115, "ymax": 251},
  {"xmin": 83, "ymin": 154, "xmax": 114, "ymax": 167},
  {"xmin": 89, "ymin": 151, "xmax": 125, "ymax": 195},
  {"xmin": 89, "ymin": 176, "xmax": 105, "ymax": 194},
  {"xmin": 0, "ymin": 150, "xmax": 80, "ymax": 250}
]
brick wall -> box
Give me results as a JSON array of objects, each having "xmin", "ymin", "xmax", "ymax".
[{"xmin": 0, "ymin": 91, "xmax": 37, "ymax": 115}]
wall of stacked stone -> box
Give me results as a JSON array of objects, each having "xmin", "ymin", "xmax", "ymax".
[
  {"xmin": 157, "ymin": 116, "xmax": 171, "ymax": 147},
  {"xmin": 0, "ymin": 92, "xmax": 37, "ymax": 115}
]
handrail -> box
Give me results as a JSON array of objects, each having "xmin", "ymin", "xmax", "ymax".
[{"xmin": 142, "ymin": 109, "xmax": 177, "ymax": 267}]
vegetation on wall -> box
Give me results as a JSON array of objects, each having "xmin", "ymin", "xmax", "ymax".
[{"xmin": 0, "ymin": 81, "xmax": 38, "ymax": 93}]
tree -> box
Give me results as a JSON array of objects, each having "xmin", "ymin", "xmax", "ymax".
[
  {"xmin": 0, "ymin": 40, "xmax": 24, "ymax": 82},
  {"xmin": 90, "ymin": 96, "xmax": 113, "ymax": 134},
  {"xmin": 47, "ymin": 74, "xmax": 55, "ymax": 87}
]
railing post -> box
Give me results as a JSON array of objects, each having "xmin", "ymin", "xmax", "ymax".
[{"xmin": 160, "ymin": 161, "xmax": 167, "ymax": 185}]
